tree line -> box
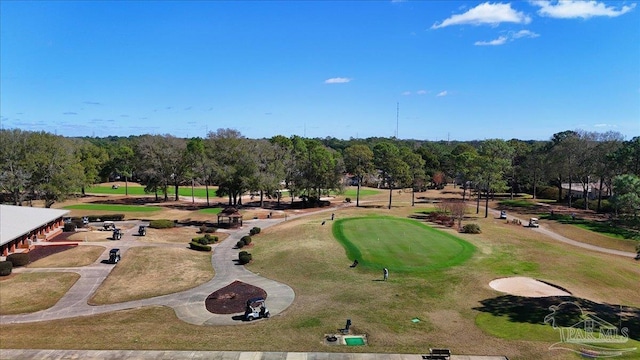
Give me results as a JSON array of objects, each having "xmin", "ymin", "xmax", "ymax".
[{"xmin": 1, "ymin": 128, "xmax": 638, "ymax": 218}]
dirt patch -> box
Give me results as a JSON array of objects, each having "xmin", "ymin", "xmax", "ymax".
[
  {"xmin": 205, "ymin": 280, "xmax": 267, "ymax": 314},
  {"xmin": 489, "ymin": 277, "xmax": 572, "ymax": 297}
]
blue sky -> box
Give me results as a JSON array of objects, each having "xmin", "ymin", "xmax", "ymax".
[{"xmin": 1, "ymin": 1, "xmax": 638, "ymax": 141}]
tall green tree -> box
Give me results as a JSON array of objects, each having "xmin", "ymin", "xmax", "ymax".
[
  {"xmin": 400, "ymin": 146, "xmax": 426, "ymax": 206},
  {"xmin": 611, "ymin": 174, "xmax": 640, "ymax": 218},
  {"xmin": 477, "ymin": 139, "xmax": 514, "ymax": 218},
  {"xmin": 343, "ymin": 144, "xmax": 374, "ymax": 207},
  {"xmin": 0, "ymin": 129, "xmax": 31, "ymax": 205},
  {"xmin": 74, "ymin": 140, "xmax": 109, "ymax": 195},
  {"xmin": 373, "ymin": 141, "xmax": 410, "ymax": 209}
]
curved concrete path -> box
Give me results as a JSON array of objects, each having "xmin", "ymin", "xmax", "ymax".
[
  {"xmin": 484, "ymin": 207, "xmax": 636, "ymax": 258},
  {"xmin": 0, "ymin": 217, "xmax": 297, "ymax": 326}
]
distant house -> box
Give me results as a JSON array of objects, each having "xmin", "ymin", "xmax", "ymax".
[
  {"xmin": 0, "ymin": 205, "xmax": 69, "ymax": 257},
  {"xmin": 561, "ymin": 182, "xmax": 612, "ymax": 200}
]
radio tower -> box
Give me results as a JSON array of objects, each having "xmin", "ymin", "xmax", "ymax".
[{"xmin": 395, "ymin": 102, "xmax": 399, "ymax": 138}]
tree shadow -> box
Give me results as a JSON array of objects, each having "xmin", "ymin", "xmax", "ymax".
[{"xmin": 474, "ymin": 295, "xmax": 640, "ymax": 341}]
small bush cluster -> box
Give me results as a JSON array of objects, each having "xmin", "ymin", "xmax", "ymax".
[
  {"xmin": 149, "ymin": 219, "xmax": 175, "ymax": 229},
  {"xmin": 63, "ymin": 223, "xmax": 77, "ymax": 232},
  {"xmin": 7, "ymin": 253, "xmax": 30, "ymax": 267},
  {"xmin": 199, "ymin": 225, "xmax": 217, "ymax": 233},
  {"xmin": 87, "ymin": 214, "xmax": 125, "ymax": 221},
  {"xmin": 189, "ymin": 242, "xmax": 211, "ymax": 251},
  {"xmin": 249, "ymin": 227, "xmax": 261, "ymax": 236},
  {"xmin": 238, "ymin": 251, "xmax": 252, "ymax": 265},
  {"xmin": 426, "ymin": 212, "xmax": 455, "ymax": 227},
  {"xmin": 461, "ymin": 223, "xmax": 481, "ymax": 234},
  {"xmin": 536, "ymin": 186, "xmax": 559, "ymax": 200},
  {"xmin": 345, "ymin": 197, "xmax": 351, "ymax": 203},
  {"xmin": 0, "ymin": 261, "xmax": 13, "ymax": 276},
  {"xmin": 241, "ymin": 236, "xmax": 252, "ymax": 245},
  {"xmin": 192, "ymin": 234, "xmax": 218, "ymax": 245}
]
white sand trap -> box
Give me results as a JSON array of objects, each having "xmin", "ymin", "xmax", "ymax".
[{"xmin": 489, "ymin": 276, "xmax": 571, "ymax": 297}]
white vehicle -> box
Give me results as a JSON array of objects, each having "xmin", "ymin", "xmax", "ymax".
[
  {"xmin": 528, "ymin": 218, "xmax": 540, "ymax": 228},
  {"xmin": 103, "ymin": 221, "xmax": 115, "ymax": 230},
  {"xmin": 244, "ymin": 297, "xmax": 270, "ymax": 321}
]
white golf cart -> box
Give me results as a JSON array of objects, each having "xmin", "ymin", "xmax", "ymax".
[
  {"xmin": 528, "ymin": 218, "xmax": 540, "ymax": 228},
  {"xmin": 244, "ymin": 297, "xmax": 270, "ymax": 321}
]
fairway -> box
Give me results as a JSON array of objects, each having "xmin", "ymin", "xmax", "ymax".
[
  {"xmin": 333, "ymin": 216, "xmax": 475, "ymax": 272},
  {"xmin": 63, "ymin": 204, "xmax": 162, "ymax": 212}
]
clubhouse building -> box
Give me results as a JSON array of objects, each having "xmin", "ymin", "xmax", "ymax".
[{"xmin": 0, "ymin": 204, "xmax": 69, "ymax": 256}]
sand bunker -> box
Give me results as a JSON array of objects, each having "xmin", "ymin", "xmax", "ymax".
[{"xmin": 489, "ymin": 276, "xmax": 571, "ymax": 297}]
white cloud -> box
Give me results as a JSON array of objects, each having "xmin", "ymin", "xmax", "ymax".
[
  {"xmin": 431, "ymin": 2, "xmax": 532, "ymax": 29},
  {"xmin": 475, "ymin": 36, "xmax": 508, "ymax": 45},
  {"xmin": 512, "ymin": 29, "xmax": 540, "ymax": 39},
  {"xmin": 402, "ymin": 91, "xmax": 412, "ymax": 96},
  {"xmin": 417, "ymin": 90, "xmax": 428, "ymax": 95},
  {"xmin": 475, "ymin": 29, "xmax": 539, "ymax": 46},
  {"xmin": 532, "ymin": 0, "xmax": 636, "ymax": 19},
  {"xmin": 324, "ymin": 77, "xmax": 352, "ymax": 84},
  {"xmin": 437, "ymin": 90, "xmax": 448, "ymax": 97}
]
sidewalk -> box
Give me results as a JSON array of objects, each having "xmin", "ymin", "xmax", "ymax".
[{"xmin": 0, "ymin": 349, "xmax": 508, "ymax": 360}]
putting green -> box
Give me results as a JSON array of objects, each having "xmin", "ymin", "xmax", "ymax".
[{"xmin": 333, "ymin": 216, "xmax": 475, "ymax": 273}]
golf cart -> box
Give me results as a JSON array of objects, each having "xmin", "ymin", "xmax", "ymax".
[
  {"xmin": 112, "ymin": 228, "xmax": 123, "ymax": 240},
  {"xmin": 138, "ymin": 225, "xmax": 146, "ymax": 236},
  {"xmin": 528, "ymin": 218, "xmax": 540, "ymax": 228},
  {"xmin": 108, "ymin": 249, "xmax": 121, "ymax": 264},
  {"xmin": 244, "ymin": 297, "xmax": 270, "ymax": 321},
  {"xmin": 499, "ymin": 210, "xmax": 507, "ymax": 219},
  {"xmin": 103, "ymin": 221, "xmax": 115, "ymax": 231}
]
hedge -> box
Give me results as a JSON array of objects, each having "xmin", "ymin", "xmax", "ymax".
[
  {"xmin": 236, "ymin": 240, "xmax": 245, "ymax": 248},
  {"xmin": 461, "ymin": 223, "xmax": 481, "ymax": 234},
  {"xmin": 63, "ymin": 223, "xmax": 77, "ymax": 232},
  {"xmin": 87, "ymin": 214, "xmax": 125, "ymax": 221},
  {"xmin": 189, "ymin": 242, "xmax": 212, "ymax": 251},
  {"xmin": 238, "ymin": 251, "xmax": 252, "ymax": 265},
  {"xmin": 249, "ymin": 227, "xmax": 261, "ymax": 236},
  {"xmin": 149, "ymin": 219, "xmax": 175, "ymax": 229},
  {"xmin": 241, "ymin": 236, "xmax": 252, "ymax": 245},
  {"xmin": 0, "ymin": 261, "xmax": 12, "ymax": 276},
  {"xmin": 192, "ymin": 235, "xmax": 218, "ymax": 245},
  {"xmin": 7, "ymin": 253, "xmax": 30, "ymax": 267}
]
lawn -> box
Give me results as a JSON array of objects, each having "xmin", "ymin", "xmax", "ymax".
[
  {"xmin": 0, "ymin": 272, "xmax": 80, "ymax": 315},
  {"xmin": 63, "ymin": 204, "xmax": 163, "ymax": 212},
  {"xmin": 86, "ymin": 185, "xmax": 220, "ymax": 198},
  {"xmin": 332, "ymin": 216, "xmax": 475, "ymax": 272},
  {"xmin": 2, "ymin": 187, "xmax": 640, "ymax": 360}
]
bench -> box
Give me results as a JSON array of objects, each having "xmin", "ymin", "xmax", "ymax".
[{"xmin": 421, "ymin": 348, "xmax": 451, "ymax": 360}]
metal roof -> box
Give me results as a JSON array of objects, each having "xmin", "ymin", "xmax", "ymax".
[{"xmin": 0, "ymin": 205, "xmax": 70, "ymax": 246}]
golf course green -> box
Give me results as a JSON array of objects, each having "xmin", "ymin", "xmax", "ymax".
[{"xmin": 333, "ymin": 216, "xmax": 475, "ymax": 273}]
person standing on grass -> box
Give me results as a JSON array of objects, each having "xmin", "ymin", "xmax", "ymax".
[{"xmin": 383, "ymin": 267, "xmax": 389, "ymax": 281}]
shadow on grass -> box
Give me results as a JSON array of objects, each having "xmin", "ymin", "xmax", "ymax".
[
  {"xmin": 474, "ymin": 295, "xmax": 640, "ymax": 341},
  {"xmin": 539, "ymin": 214, "xmax": 640, "ymax": 241}
]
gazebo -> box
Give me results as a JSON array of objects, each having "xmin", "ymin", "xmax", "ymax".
[{"xmin": 217, "ymin": 207, "xmax": 243, "ymax": 228}]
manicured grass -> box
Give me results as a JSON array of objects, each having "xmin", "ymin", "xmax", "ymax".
[
  {"xmin": 28, "ymin": 246, "xmax": 105, "ymax": 268},
  {"xmin": 333, "ymin": 216, "xmax": 475, "ymax": 272},
  {"xmin": 341, "ymin": 188, "xmax": 381, "ymax": 198},
  {"xmin": 540, "ymin": 214, "xmax": 640, "ymax": 241},
  {"xmin": 197, "ymin": 207, "xmax": 222, "ymax": 215},
  {"xmin": 0, "ymin": 273, "xmax": 80, "ymax": 315},
  {"xmin": 86, "ymin": 185, "xmax": 220, "ymax": 198},
  {"xmin": 63, "ymin": 204, "xmax": 162, "ymax": 212}
]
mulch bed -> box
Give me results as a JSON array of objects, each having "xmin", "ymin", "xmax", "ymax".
[
  {"xmin": 205, "ymin": 280, "xmax": 267, "ymax": 314},
  {"xmin": 27, "ymin": 244, "xmax": 78, "ymax": 263}
]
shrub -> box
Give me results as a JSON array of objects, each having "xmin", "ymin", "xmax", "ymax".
[
  {"xmin": 236, "ymin": 240, "xmax": 245, "ymax": 248},
  {"xmin": 63, "ymin": 223, "xmax": 77, "ymax": 232},
  {"xmin": 199, "ymin": 225, "xmax": 207, "ymax": 233},
  {"xmin": 189, "ymin": 242, "xmax": 211, "ymax": 251},
  {"xmin": 0, "ymin": 261, "xmax": 12, "ymax": 276},
  {"xmin": 249, "ymin": 227, "xmax": 261, "ymax": 236},
  {"xmin": 536, "ymin": 186, "xmax": 559, "ymax": 201},
  {"xmin": 192, "ymin": 235, "xmax": 218, "ymax": 245},
  {"xmin": 149, "ymin": 219, "xmax": 175, "ymax": 229},
  {"xmin": 461, "ymin": 223, "xmax": 481, "ymax": 234},
  {"xmin": 204, "ymin": 226, "xmax": 217, "ymax": 233},
  {"xmin": 7, "ymin": 253, "xmax": 30, "ymax": 267},
  {"xmin": 204, "ymin": 234, "xmax": 218, "ymax": 243},
  {"xmin": 345, "ymin": 197, "xmax": 351, "ymax": 203},
  {"xmin": 238, "ymin": 251, "xmax": 252, "ymax": 265},
  {"xmin": 87, "ymin": 214, "xmax": 125, "ymax": 221},
  {"xmin": 241, "ymin": 236, "xmax": 252, "ymax": 245}
]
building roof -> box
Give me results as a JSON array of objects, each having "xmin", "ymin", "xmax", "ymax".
[{"xmin": 0, "ymin": 205, "xmax": 70, "ymax": 246}]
